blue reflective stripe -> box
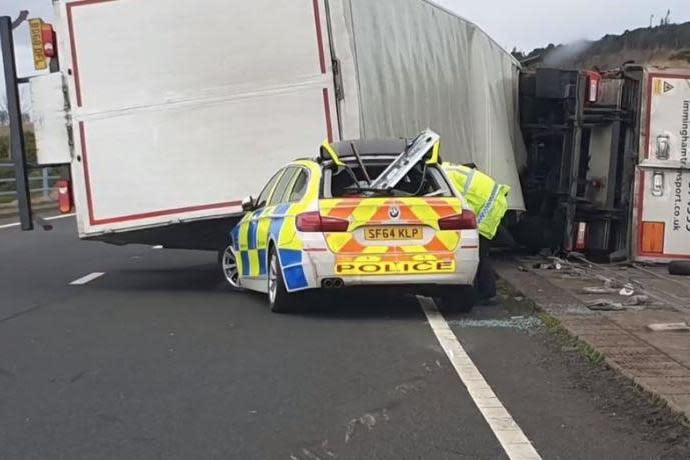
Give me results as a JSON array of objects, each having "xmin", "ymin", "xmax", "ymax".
[
  {"xmin": 248, "ymin": 220, "xmax": 258, "ymax": 249},
  {"xmin": 269, "ymin": 204, "xmax": 291, "ymax": 242},
  {"xmin": 477, "ymin": 184, "xmax": 501, "ymax": 224},
  {"xmin": 274, "ymin": 203, "xmax": 291, "ymax": 215},
  {"xmin": 283, "ymin": 265, "xmax": 308, "ymax": 291},
  {"xmin": 230, "ymin": 226, "xmax": 241, "ymax": 251},
  {"xmin": 258, "ymin": 249, "xmax": 267, "ymax": 276},
  {"xmin": 279, "ymin": 249, "xmax": 302, "ymax": 268},
  {"xmin": 270, "ymin": 217, "xmax": 284, "ymax": 242},
  {"xmin": 241, "ymin": 251, "xmax": 250, "ymax": 277}
]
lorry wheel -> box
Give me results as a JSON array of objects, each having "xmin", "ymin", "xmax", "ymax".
[
  {"xmin": 218, "ymin": 244, "xmax": 242, "ymax": 290},
  {"xmin": 435, "ymin": 286, "xmax": 476, "ymax": 313},
  {"xmin": 669, "ymin": 261, "xmax": 690, "ymax": 277},
  {"xmin": 268, "ymin": 248, "xmax": 297, "ymax": 313}
]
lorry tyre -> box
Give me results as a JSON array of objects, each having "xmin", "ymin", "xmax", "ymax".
[
  {"xmin": 435, "ymin": 286, "xmax": 476, "ymax": 313},
  {"xmin": 218, "ymin": 244, "xmax": 242, "ymax": 290},
  {"xmin": 268, "ymin": 247, "xmax": 297, "ymax": 313},
  {"xmin": 669, "ymin": 261, "xmax": 690, "ymax": 277}
]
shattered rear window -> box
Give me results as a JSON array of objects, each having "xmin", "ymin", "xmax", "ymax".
[{"xmin": 322, "ymin": 161, "xmax": 454, "ymax": 199}]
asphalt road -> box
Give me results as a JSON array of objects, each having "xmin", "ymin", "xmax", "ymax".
[{"xmin": 1, "ymin": 216, "xmax": 687, "ymax": 459}]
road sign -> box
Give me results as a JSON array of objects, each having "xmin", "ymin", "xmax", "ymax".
[{"xmin": 29, "ymin": 18, "xmax": 47, "ymax": 71}]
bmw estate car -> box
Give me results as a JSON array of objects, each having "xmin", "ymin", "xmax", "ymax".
[{"xmin": 220, "ymin": 133, "xmax": 480, "ymax": 313}]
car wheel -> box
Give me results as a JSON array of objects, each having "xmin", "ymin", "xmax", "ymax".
[
  {"xmin": 218, "ymin": 244, "xmax": 242, "ymax": 290},
  {"xmin": 435, "ymin": 286, "xmax": 476, "ymax": 313},
  {"xmin": 268, "ymin": 247, "xmax": 297, "ymax": 313},
  {"xmin": 669, "ymin": 261, "xmax": 690, "ymax": 277}
]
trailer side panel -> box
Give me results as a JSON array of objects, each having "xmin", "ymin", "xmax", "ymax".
[
  {"xmin": 344, "ymin": 0, "xmax": 526, "ymax": 210},
  {"xmin": 59, "ymin": 0, "xmax": 340, "ymax": 237}
]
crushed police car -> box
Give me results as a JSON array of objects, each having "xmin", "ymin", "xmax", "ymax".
[{"xmin": 221, "ymin": 130, "xmax": 480, "ymax": 313}]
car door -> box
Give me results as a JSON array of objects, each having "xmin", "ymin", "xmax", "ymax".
[
  {"xmin": 238, "ymin": 170, "xmax": 284, "ymax": 279},
  {"xmin": 262, "ymin": 167, "xmax": 301, "ymax": 254},
  {"xmin": 246, "ymin": 167, "xmax": 300, "ymax": 279}
]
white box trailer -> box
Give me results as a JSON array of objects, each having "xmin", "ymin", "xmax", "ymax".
[
  {"xmin": 31, "ymin": 0, "xmax": 526, "ymax": 250},
  {"xmin": 634, "ymin": 68, "xmax": 690, "ymax": 262}
]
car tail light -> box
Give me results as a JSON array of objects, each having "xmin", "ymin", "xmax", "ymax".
[
  {"xmin": 438, "ymin": 210, "xmax": 477, "ymax": 230},
  {"xmin": 296, "ymin": 212, "xmax": 349, "ymax": 232}
]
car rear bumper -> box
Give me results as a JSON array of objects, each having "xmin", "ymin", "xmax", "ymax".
[{"xmin": 298, "ymin": 232, "xmax": 479, "ymax": 291}]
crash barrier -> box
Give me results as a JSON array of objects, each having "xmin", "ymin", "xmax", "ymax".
[{"xmin": 0, "ymin": 164, "xmax": 60, "ymax": 199}]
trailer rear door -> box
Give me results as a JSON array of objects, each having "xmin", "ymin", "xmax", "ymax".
[
  {"xmin": 59, "ymin": 0, "xmax": 340, "ymax": 237},
  {"xmin": 635, "ymin": 70, "xmax": 690, "ymax": 262}
]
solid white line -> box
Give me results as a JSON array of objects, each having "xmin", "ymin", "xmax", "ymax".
[
  {"xmin": 0, "ymin": 213, "xmax": 76, "ymax": 230},
  {"xmin": 419, "ymin": 297, "xmax": 541, "ymax": 460},
  {"xmin": 69, "ymin": 272, "xmax": 105, "ymax": 286}
]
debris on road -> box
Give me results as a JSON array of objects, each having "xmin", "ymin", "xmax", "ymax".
[
  {"xmin": 586, "ymin": 299, "xmax": 626, "ymax": 312},
  {"xmin": 647, "ymin": 323, "xmax": 690, "ymax": 332},
  {"xmin": 448, "ymin": 317, "xmax": 542, "ymax": 331},
  {"xmin": 582, "ymin": 286, "xmax": 619, "ymax": 295},
  {"xmin": 619, "ymin": 284, "xmax": 636, "ymax": 297},
  {"xmin": 623, "ymin": 295, "xmax": 650, "ymax": 307}
]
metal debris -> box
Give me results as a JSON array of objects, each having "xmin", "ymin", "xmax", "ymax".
[
  {"xmin": 623, "ymin": 295, "xmax": 650, "ymax": 306},
  {"xmin": 619, "ymin": 284, "xmax": 636, "ymax": 297},
  {"xmin": 586, "ymin": 299, "xmax": 626, "ymax": 311},
  {"xmin": 582, "ymin": 286, "xmax": 619, "ymax": 295}
]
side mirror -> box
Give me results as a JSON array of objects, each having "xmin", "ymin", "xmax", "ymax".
[{"xmin": 242, "ymin": 196, "xmax": 256, "ymax": 212}]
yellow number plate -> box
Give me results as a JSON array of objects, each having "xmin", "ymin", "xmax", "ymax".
[{"xmin": 364, "ymin": 226, "xmax": 423, "ymax": 241}]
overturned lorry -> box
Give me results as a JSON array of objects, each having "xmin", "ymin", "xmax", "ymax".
[
  {"xmin": 518, "ymin": 65, "xmax": 690, "ymax": 263},
  {"xmin": 21, "ymin": 0, "xmax": 525, "ymax": 253}
]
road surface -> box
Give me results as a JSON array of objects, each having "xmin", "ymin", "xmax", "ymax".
[{"xmin": 1, "ymin": 216, "xmax": 687, "ymax": 459}]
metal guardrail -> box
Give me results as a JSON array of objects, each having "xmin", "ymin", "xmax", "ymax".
[{"xmin": 0, "ymin": 167, "xmax": 60, "ymax": 199}]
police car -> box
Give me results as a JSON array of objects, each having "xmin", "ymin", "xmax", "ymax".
[{"xmin": 221, "ymin": 131, "xmax": 480, "ymax": 313}]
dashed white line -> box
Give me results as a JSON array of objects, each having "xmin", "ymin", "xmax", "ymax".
[
  {"xmin": 419, "ymin": 297, "xmax": 541, "ymax": 460},
  {"xmin": 0, "ymin": 213, "xmax": 76, "ymax": 230},
  {"xmin": 69, "ymin": 272, "xmax": 105, "ymax": 285},
  {"xmin": 0, "ymin": 221, "xmax": 21, "ymax": 229}
]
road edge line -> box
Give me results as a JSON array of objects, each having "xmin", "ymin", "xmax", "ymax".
[{"xmin": 419, "ymin": 296, "xmax": 541, "ymax": 460}]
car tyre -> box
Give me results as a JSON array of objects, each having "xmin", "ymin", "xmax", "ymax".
[
  {"xmin": 669, "ymin": 261, "xmax": 690, "ymax": 277},
  {"xmin": 435, "ymin": 285, "xmax": 476, "ymax": 313},
  {"xmin": 218, "ymin": 243, "xmax": 242, "ymax": 290},
  {"xmin": 268, "ymin": 247, "xmax": 297, "ymax": 313}
]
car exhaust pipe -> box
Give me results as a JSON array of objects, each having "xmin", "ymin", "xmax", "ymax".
[{"xmin": 322, "ymin": 278, "xmax": 344, "ymax": 289}]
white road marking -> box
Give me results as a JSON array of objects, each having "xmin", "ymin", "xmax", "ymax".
[
  {"xmin": 69, "ymin": 272, "xmax": 105, "ymax": 285},
  {"xmin": 419, "ymin": 297, "xmax": 541, "ymax": 460},
  {"xmin": 0, "ymin": 213, "xmax": 76, "ymax": 230}
]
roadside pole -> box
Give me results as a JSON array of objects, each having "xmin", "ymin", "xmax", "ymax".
[{"xmin": 0, "ymin": 16, "xmax": 33, "ymax": 230}]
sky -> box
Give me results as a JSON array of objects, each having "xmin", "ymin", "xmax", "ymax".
[{"xmin": 1, "ymin": 0, "xmax": 689, "ymax": 89}]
